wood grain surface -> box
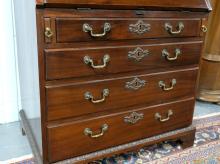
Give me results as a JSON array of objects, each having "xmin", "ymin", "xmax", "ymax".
[
  {"xmin": 45, "ymin": 40, "xmax": 202, "ymax": 80},
  {"xmin": 47, "ymin": 98, "xmax": 195, "ymax": 162},
  {"xmin": 55, "ymin": 18, "xmax": 201, "ymax": 43},
  {"xmin": 38, "ymin": 0, "xmax": 212, "ymax": 12},
  {"xmin": 46, "ymin": 68, "xmax": 198, "ymax": 121}
]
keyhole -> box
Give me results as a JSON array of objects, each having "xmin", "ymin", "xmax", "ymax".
[
  {"xmin": 137, "ymin": 51, "xmax": 143, "ymax": 57},
  {"xmin": 133, "ymin": 115, "xmax": 138, "ymax": 120},
  {"xmin": 138, "ymin": 24, "xmax": 145, "ymax": 31}
]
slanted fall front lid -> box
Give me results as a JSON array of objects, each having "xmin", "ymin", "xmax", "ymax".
[{"xmin": 36, "ymin": 0, "xmax": 211, "ymax": 11}]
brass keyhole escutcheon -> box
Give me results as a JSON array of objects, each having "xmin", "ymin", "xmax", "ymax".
[
  {"xmin": 201, "ymin": 25, "xmax": 208, "ymax": 33},
  {"xmin": 45, "ymin": 27, "xmax": 53, "ymax": 38}
]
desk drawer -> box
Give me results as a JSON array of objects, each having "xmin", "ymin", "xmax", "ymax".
[
  {"xmin": 47, "ymin": 98, "xmax": 194, "ymax": 162},
  {"xmin": 55, "ymin": 18, "xmax": 201, "ymax": 43},
  {"xmin": 46, "ymin": 68, "xmax": 198, "ymax": 121},
  {"xmin": 45, "ymin": 41, "xmax": 202, "ymax": 80}
]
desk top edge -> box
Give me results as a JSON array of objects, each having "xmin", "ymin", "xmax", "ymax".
[{"xmin": 36, "ymin": 0, "xmax": 212, "ymax": 12}]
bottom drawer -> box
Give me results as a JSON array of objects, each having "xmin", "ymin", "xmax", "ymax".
[{"xmin": 47, "ymin": 98, "xmax": 194, "ymax": 162}]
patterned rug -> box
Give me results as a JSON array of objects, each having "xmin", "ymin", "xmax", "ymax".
[{"xmin": 5, "ymin": 113, "xmax": 220, "ymax": 164}]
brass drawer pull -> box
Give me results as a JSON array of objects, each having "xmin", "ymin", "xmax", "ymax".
[
  {"xmin": 155, "ymin": 110, "xmax": 173, "ymax": 122},
  {"xmin": 84, "ymin": 124, "xmax": 108, "ymax": 138},
  {"xmin": 159, "ymin": 79, "xmax": 176, "ymax": 91},
  {"xmin": 162, "ymin": 48, "xmax": 181, "ymax": 61},
  {"xmin": 84, "ymin": 89, "xmax": 109, "ymax": 104},
  {"xmin": 83, "ymin": 22, "xmax": 111, "ymax": 38},
  {"xmin": 165, "ymin": 22, "xmax": 184, "ymax": 35},
  {"xmin": 124, "ymin": 112, "xmax": 144, "ymax": 124},
  {"xmin": 84, "ymin": 55, "xmax": 110, "ymax": 69},
  {"xmin": 45, "ymin": 27, "xmax": 53, "ymax": 38}
]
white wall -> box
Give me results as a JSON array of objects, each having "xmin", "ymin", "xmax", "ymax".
[
  {"xmin": 0, "ymin": 0, "xmax": 42, "ymax": 124},
  {"xmin": 14, "ymin": 0, "xmax": 40, "ymax": 120},
  {"xmin": 0, "ymin": 0, "xmax": 21, "ymax": 123}
]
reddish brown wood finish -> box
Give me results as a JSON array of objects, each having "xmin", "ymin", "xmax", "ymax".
[
  {"xmin": 47, "ymin": 98, "xmax": 194, "ymax": 162},
  {"xmin": 56, "ymin": 18, "xmax": 201, "ymax": 43},
  {"xmin": 45, "ymin": 41, "xmax": 202, "ymax": 80},
  {"xmin": 36, "ymin": 9, "xmax": 49, "ymax": 164},
  {"xmin": 46, "ymin": 68, "xmax": 198, "ymax": 121},
  {"xmin": 43, "ymin": 9, "xmax": 209, "ymax": 19},
  {"xmin": 41, "ymin": 9, "xmax": 208, "ymax": 49},
  {"xmin": 38, "ymin": 0, "xmax": 211, "ymax": 12},
  {"xmin": 180, "ymin": 128, "xmax": 196, "ymax": 149},
  {"xmin": 76, "ymin": 127, "xmax": 196, "ymax": 164},
  {"xmin": 34, "ymin": 4, "xmax": 210, "ymax": 164}
]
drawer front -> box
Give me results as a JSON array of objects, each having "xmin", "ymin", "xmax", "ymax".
[
  {"xmin": 46, "ymin": 68, "xmax": 198, "ymax": 121},
  {"xmin": 45, "ymin": 41, "xmax": 202, "ymax": 80},
  {"xmin": 47, "ymin": 98, "xmax": 194, "ymax": 162},
  {"xmin": 56, "ymin": 18, "xmax": 201, "ymax": 43}
]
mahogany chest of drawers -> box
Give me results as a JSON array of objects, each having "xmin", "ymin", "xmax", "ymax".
[{"xmin": 17, "ymin": 0, "xmax": 211, "ymax": 163}]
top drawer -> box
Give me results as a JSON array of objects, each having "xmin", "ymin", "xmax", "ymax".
[{"xmin": 54, "ymin": 18, "xmax": 201, "ymax": 43}]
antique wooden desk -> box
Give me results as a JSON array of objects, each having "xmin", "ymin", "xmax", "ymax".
[{"xmin": 16, "ymin": 0, "xmax": 211, "ymax": 163}]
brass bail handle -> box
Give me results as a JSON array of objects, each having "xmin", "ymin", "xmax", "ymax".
[
  {"xmin": 84, "ymin": 55, "xmax": 110, "ymax": 69},
  {"xmin": 165, "ymin": 22, "xmax": 184, "ymax": 35},
  {"xmin": 159, "ymin": 79, "xmax": 177, "ymax": 91},
  {"xmin": 84, "ymin": 89, "xmax": 109, "ymax": 104},
  {"xmin": 84, "ymin": 124, "xmax": 108, "ymax": 138},
  {"xmin": 155, "ymin": 110, "xmax": 173, "ymax": 122},
  {"xmin": 83, "ymin": 22, "xmax": 111, "ymax": 37},
  {"xmin": 162, "ymin": 48, "xmax": 181, "ymax": 61}
]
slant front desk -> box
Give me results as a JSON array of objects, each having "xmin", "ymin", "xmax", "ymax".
[{"xmin": 16, "ymin": 0, "xmax": 211, "ymax": 163}]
